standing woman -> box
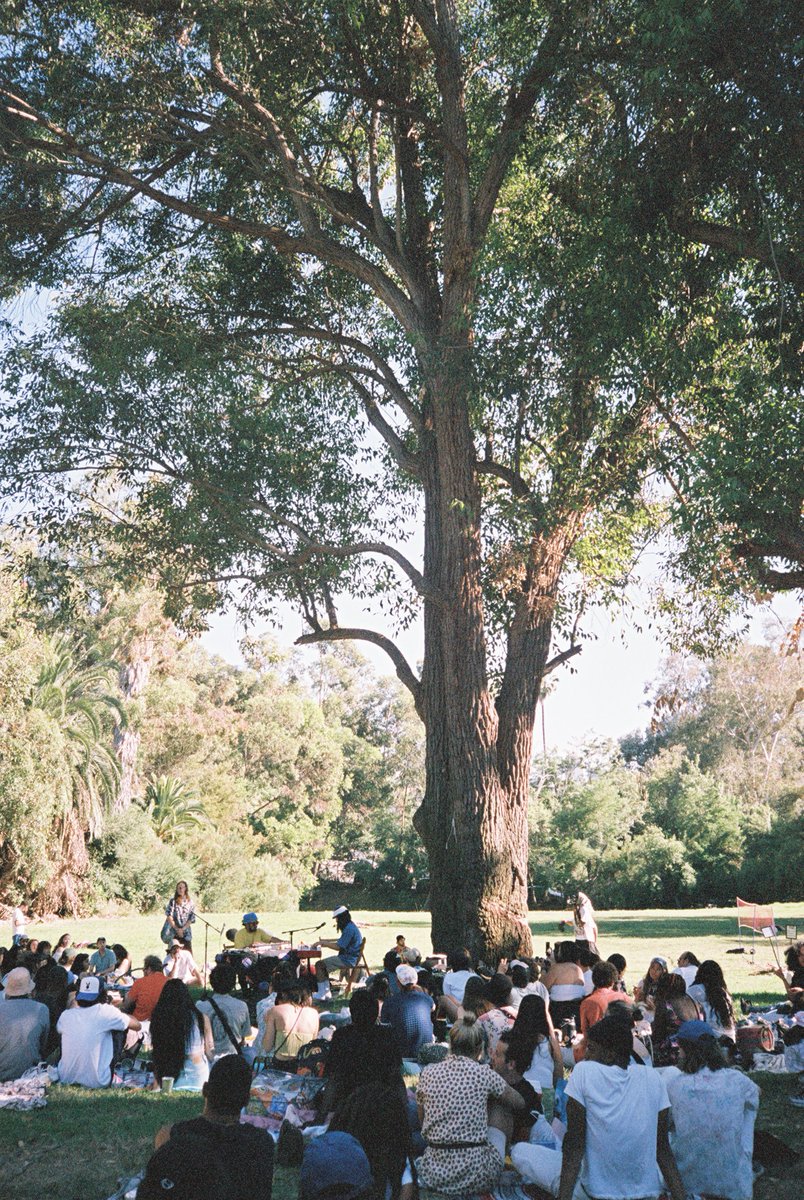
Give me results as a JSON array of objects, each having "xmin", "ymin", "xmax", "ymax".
[
  {"xmin": 162, "ymin": 881, "xmax": 196, "ymax": 946},
  {"xmin": 574, "ymin": 892, "xmax": 599, "ymax": 955}
]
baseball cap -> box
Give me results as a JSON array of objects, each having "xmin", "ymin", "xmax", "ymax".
[
  {"xmin": 332, "ymin": 905, "xmax": 348, "ymax": 918},
  {"xmin": 676, "ymin": 1019, "xmax": 717, "ymax": 1042},
  {"xmin": 76, "ymin": 975, "xmax": 102, "ymax": 1005},
  {"xmin": 395, "ymin": 963, "xmax": 418, "ymax": 986},
  {"xmin": 3, "ymin": 967, "xmax": 34, "ymax": 998},
  {"xmin": 242, "ymin": 912, "xmax": 258, "ymax": 925},
  {"xmin": 299, "ymin": 1132, "xmax": 373, "ymax": 1200}
]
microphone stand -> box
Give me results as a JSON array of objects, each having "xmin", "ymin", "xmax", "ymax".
[
  {"xmin": 195, "ymin": 913, "xmax": 226, "ymax": 996},
  {"xmin": 281, "ymin": 922, "xmax": 326, "ymax": 949}
]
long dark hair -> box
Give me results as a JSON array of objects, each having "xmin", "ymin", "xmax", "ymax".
[
  {"xmin": 173, "ymin": 880, "xmax": 191, "ymax": 903},
  {"xmin": 335, "ymin": 908, "xmax": 352, "ymax": 932},
  {"xmin": 150, "ymin": 979, "xmax": 203, "ymax": 1083},
  {"xmin": 506, "ymin": 994, "xmax": 551, "ymax": 1073},
  {"xmin": 330, "ymin": 1081, "xmax": 414, "ymax": 1200},
  {"xmin": 460, "ymin": 976, "xmax": 492, "ymax": 1017},
  {"xmin": 693, "ymin": 960, "xmax": 735, "ymax": 1029}
]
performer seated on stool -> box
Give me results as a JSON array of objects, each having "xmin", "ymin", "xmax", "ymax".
[
  {"xmin": 233, "ymin": 913, "xmax": 282, "ymax": 950},
  {"xmin": 315, "ymin": 906, "xmax": 362, "ymax": 1001}
]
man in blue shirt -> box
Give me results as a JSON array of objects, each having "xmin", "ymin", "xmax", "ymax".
[
  {"xmin": 89, "ymin": 937, "xmax": 117, "ymax": 977},
  {"xmin": 314, "ymin": 906, "xmax": 363, "ymax": 1001},
  {"xmin": 382, "ymin": 963, "xmax": 435, "ymax": 1059}
]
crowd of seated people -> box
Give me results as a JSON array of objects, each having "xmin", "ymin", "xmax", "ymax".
[{"xmin": 1, "ymin": 920, "xmax": 802, "ymax": 1200}]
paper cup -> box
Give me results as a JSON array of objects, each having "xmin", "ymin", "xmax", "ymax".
[{"xmin": 161, "ymin": 1076, "xmax": 175, "ymax": 1094}]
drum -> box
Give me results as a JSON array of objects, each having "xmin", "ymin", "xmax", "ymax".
[{"xmin": 735, "ymin": 1023, "xmax": 775, "ymax": 1060}]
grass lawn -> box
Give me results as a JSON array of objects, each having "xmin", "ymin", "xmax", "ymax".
[{"xmin": 2, "ymin": 903, "xmax": 802, "ymax": 1199}]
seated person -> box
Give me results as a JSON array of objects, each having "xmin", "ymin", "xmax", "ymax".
[
  {"xmin": 314, "ymin": 906, "xmax": 363, "ymax": 1001},
  {"xmin": 633, "ymin": 955, "xmax": 669, "ymax": 1007},
  {"xmin": 477, "ymin": 972, "xmax": 518, "ymax": 1063},
  {"xmin": 574, "ymin": 961, "xmax": 625, "ymax": 1061},
  {"xmin": 321, "ymin": 989, "xmax": 402, "ymax": 1115},
  {"xmin": 673, "ymin": 950, "xmax": 701, "ymax": 989},
  {"xmin": 508, "ymin": 959, "xmax": 550, "ymax": 1010},
  {"xmin": 378, "ymin": 949, "xmax": 402, "ymax": 996},
  {"xmin": 150, "ymin": 978, "xmax": 213, "ymax": 1091},
  {"xmin": 506, "ymin": 993, "xmax": 564, "ymax": 1092},
  {"xmin": 330, "ymin": 1080, "xmax": 417, "ymax": 1200},
  {"xmin": 437, "ymin": 948, "xmax": 480, "ymax": 1019},
  {"xmin": 774, "ymin": 940, "xmax": 804, "ymax": 1012},
  {"xmin": 120, "ymin": 956, "xmax": 167, "ymax": 1027},
  {"xmin": 32, "ymin": 961, "xmax": 70, "ymax": 1058},
  {"xmin": 492, "ymin": 1029, "xmax": 541, "ymax": 1144},
  {"xmin": 261, "ymin": 979, "xmax": 319, "ymax": 1069},
  {"xmin": 89, "ymin": 937, "xmax": 117, "ymax": 978},
  {"xmin": 163, "ymin": 939, "xmax": 204, "ymax": 987},
  {"xmin": 382, "ymin": 964, "xmax": 435, "ymax": 1058},
  {"xmin": 652, "ymin": 973, "xmax": 702, "ymax": 1066},
  {"xmin": 416, "ymin": 1013, "xmax": 525, "ymax": 1196},
  {"xmin": 139, "ymin": 1055, "xmax": 274, "ymax": 1200},
  {"xmin": 0, "ymin": 968, "xmax": 50, "ymax": 1081},
  {"xmin": 686, "ymin": 960, "xmax": 737, "ymax": 1042},
  {"xmin": 667, "ymin": 1020, "xmax": 759, "ymax": 1200},
  {"xmin": 233, "ymin": 912, "xmax": 280, "ymax": 950},
  {"xmin": 511, "ymin": 1014, "xmax": 685, "ymax": 1200},
  {"xmin": 196, "ymin": 964, "xmax": 252, "ymax": 1059},
  {"xmin": 299, "ymin": 1132, "xmax": 374, "ymax": 1200},
  {"xmin": 57, "ymin": 975, "xmax": 140, "ymax": 1087},
  {"xmin": 606, "ymin": 952, "xmax": 629, "ymax": 993},
  {"xmin": 540, "ymin": 942, "xmax": 586, "ymax": 1024}
]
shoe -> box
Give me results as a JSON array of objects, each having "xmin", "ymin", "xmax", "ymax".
[
  {"xmin": 315, "ymin": 987, "xmax": 332, "ymax": 1002},
  {"xmin": 276, "ymin": 1118, "xmax": 305, "ymax": 1166}
]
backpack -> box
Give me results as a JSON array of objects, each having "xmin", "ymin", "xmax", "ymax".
[{"xmin": 296, "ymin": 1036, "xmax": 331, "ymax": 1078}]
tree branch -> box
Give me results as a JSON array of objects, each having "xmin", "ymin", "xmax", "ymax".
[
  {"xmin": 472, "ymin": 15, "xmax": 568, "ymax": 246},
  {"xmin": 542, "ymin": 644, "xmax": 583, "ymax": 675},
  {"xmin": 295, "ymin": 626, "xmax": 422, "ymax": 708},
  {"xmin": 669, "ymin": 214, "xmax": 803, "ymax": 288}
]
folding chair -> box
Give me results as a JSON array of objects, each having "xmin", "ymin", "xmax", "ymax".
[{"xmin": 338, "ymin": 938, "xmax": 369, "ymax": 996}]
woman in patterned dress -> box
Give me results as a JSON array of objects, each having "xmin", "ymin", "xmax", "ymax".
[
  {"xmin": 415, "ymin": 1013, "xmax": 525, "ymax": 1196},
  {"xmin": 163, "ymin": 880, "xmax": 196, "ymax": 945}
]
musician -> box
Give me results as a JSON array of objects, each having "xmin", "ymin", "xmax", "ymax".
[
  {"xmin": 314, "ymin": 906, "xmax": 363, "ymax": 1001},
  {"xmin": 232, "ymin": 913, "xmax": 281, "ymax": 950}
]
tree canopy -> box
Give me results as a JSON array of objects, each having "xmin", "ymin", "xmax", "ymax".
[{"xmin": 0, "ymin": 1, "xmax": 800, "ymax": 954}]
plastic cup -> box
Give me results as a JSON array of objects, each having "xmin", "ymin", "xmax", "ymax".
[
  {"xmin": 541, "ymin": 1086, "xmax": 555, "ymax": 1122},
  {"xmin": 161, "ymin": 1076, "xmax": 174, "ymax": 1095}
]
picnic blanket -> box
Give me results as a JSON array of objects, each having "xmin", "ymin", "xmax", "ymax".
[{"xmin": 0, "ymin": 1064, "xmax": 49, "ymax": 1111}]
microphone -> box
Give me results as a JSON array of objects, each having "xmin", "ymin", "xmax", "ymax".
[{"xmin": 316, "ymin": 922, "xmax": 326, "ymax": 930}]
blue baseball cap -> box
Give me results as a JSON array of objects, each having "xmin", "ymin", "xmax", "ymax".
[
  {"xmin": 676, "ymin": 1019, "xmax": 717, "ymax": 1041},
  {"xmin": 300, "ymin": 1133, "xmax": 373, "ymax": 1200},
  {"xmin": 242, "ymin": 912, "xmax": 258, "ymax": 925}
]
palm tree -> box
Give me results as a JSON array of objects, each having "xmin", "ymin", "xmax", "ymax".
[
  {"xmin": 29, "ymin": 635, "xmax": 127, "ymax": 912},
  {"xmin": 139, "ymin": 774, "xmax": 208, "ymax": 842}
]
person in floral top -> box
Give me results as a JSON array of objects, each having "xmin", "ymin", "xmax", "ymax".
[{"xmin": 415, "ymin": 1013, "xmax": 525, "ymax": 1196}]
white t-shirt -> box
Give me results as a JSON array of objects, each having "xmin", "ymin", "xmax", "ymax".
[
  {"xmin": 565, "ymin": 1058, "xmax": 670, "ymax": 1199},
  {"xmin": 11, "ymin": 907, "xmax": 27, "ymax": 938},
  {"xmin": 673, "ymin": 964, "xmax": 699, "ymax": 988},
  {"xmin": 667, "ymin": 1067, "xmax": 759, "ymax": 1200},
  {"xmin": 163, "ymin": 949, "xmax": 200, "ymax": 983},
  {"xmin": 523, "ymin": 1037, "xmax": 555, "ymax": 1091},
  {"xmin": 442, "ymin": 969, "xmax": 479, "ymax": 1004},
  {"xmin": 57, "ymin": 1003, "xmax": 130, "ymax": 1088},
  {"xmin": 510, "ymin": 980, "xmax": 550, "ymax": 1011}
]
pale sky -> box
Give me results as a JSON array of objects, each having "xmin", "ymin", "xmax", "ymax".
[{"xmin": 201, "ymin": 584, "xmax": 799, "ymax": 753}]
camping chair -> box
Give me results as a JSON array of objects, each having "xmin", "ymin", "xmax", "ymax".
[
  {"xmin": 337, "ymin": 938, "xmax": 369, "ymax": 996},
  {"xmin": 736, "ymin": 897, "xmax": 776, "ymax": 957}
]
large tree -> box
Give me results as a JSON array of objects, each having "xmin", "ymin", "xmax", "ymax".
[{"xmin": 0, "ymin": 2, "xmax": 800, "ymax": 957}]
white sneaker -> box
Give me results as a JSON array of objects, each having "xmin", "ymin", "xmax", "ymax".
[{"xmin": 315, "ymin": 987, "xmax": 332, "ymax": 1001}]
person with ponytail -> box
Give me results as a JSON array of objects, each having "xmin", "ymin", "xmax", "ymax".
[
  {"xmin": 687, "ymin": 960, "xmax": 736, "ymax": 1042},
  {"xmin": 415, "ymin": 1012, "xmax": 525, "ymax": 1195}
]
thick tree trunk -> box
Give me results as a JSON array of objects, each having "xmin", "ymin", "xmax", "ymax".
[{"xmin": 412, "ymin": 341, "xmax": 542, "ymax": 964}]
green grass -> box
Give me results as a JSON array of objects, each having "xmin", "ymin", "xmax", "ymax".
[{"xmin": 2, "ymin": 904, "xmax": 802, "ymax": 1199}]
